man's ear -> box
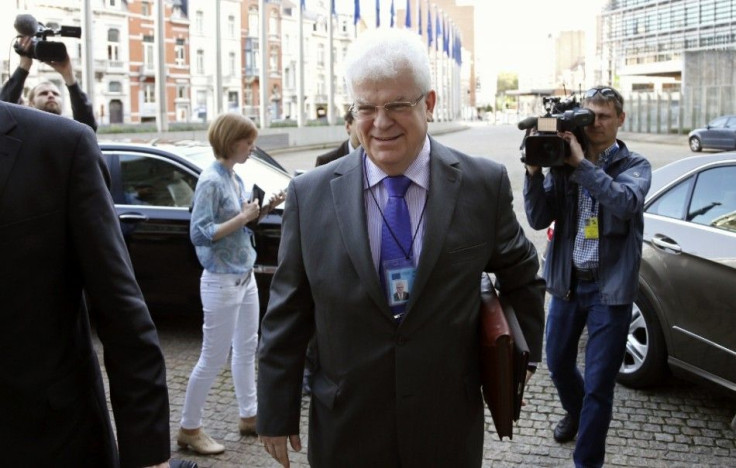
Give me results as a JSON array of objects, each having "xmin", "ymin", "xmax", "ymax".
[{"xmin": 424, "ymin": 90, "xmax": 437, "ymax": 121}]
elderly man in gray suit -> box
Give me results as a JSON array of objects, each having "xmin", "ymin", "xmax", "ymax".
[{"xmin": 257, "ymin": 28, "xmax": 545, "ymax": 468}]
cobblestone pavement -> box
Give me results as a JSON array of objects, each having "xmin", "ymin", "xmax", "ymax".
[{"xmin": 96, "ymin": 314, "xmax": 735, "ymax": 468}]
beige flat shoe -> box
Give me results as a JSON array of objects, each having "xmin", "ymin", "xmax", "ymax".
[
  {"xmin": 176, "ymin": 428, "xmax": 225, "ymax": 454},
  {"xmin": 239, "ymin": 416, "xmax": 257, "ymax": 436}
]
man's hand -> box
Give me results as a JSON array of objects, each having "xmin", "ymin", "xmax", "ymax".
[
  {"xmin": 15, "ymin": 36, "xmax": 34, "ymax": 71},
  {"xmin": 46, "ymin": 53, "xmax": 75, "ymax": 86},
  {"xmin": 559, "ymin": 131, "xmax": 585, "ymax": 167},
  {"xmin": 261, "ymin": 434, "xmax": 302, "ymax": 467}
]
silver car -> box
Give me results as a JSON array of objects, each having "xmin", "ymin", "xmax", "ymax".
[
  {"xmin": 688, "ymin": 115, "xmax": 736, "ymax": 152},
  {"xmin": 618, "ymin": 152, "xmax": 736, "ymax": 400}
]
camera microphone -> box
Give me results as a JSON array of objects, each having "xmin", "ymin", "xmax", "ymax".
[
  {"xmin": 517, "ymin": 116, "xmax": 538, "ymax": 131},
  {"xmin": 14, "ymin": 14, "xmax": 39, "ymax": 36}
]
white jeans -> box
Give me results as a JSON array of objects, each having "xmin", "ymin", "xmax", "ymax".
[{"xmin": 180, "ymin": 269, "xmax": 259, "ymax": 429}]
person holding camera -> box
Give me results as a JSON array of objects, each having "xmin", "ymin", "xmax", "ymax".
[
  {"xmin": 0, "ymin": 35, "xmax": 97, "ymax": 131},
  {"xmin": 523, "ymin": 86, "xmax": 651, "ymax": 468}
]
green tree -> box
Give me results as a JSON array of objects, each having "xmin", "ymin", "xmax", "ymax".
[{"xmin": 496, "ymin": 72, "xmax": 519, "ymax": 111}]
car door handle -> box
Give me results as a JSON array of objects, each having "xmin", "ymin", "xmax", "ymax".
[
  {"xmin": 651, "ymin": 235, "xmax": 682, "ymax": 253},
  {"xmin": 119, "ymin": 213, "xmax": 149, "ymax": 223}
]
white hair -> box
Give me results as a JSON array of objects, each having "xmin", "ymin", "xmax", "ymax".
[{"xmin": 343, "ymin": 28, "xmax": 431, "ymax": 100}]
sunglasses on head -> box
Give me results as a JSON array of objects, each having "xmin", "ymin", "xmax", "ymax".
[{"xmin": 585, "ymin": 87, "xmax": 623, "ymax": 104}]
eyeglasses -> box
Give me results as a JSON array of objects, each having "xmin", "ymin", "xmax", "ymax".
[
  {"xmin": 350, "ymin": 94, "xmax": 425, "ymax": 121},
  {"xmin": 585, "ymin": 87, "xmax": 623, "ymax": 105}
]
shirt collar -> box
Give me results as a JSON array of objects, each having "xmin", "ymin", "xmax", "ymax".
[
  {"xmin": 598, "ymin": 141, "xmax": 619, "ymax": 168},
  {"xmin": 364, "ymin": 135, "xmax": 431, "ymax": 190}
]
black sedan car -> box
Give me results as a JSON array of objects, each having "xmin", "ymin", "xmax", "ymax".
[
  {"xmin": 618, "ymin": 152, "xmax": 736, "ymax": 397},
  {"xmin": 688, "ymin": 115, "xmax": 736, "ymax": 152},
  {"xmin": 99, "ymin": 141, "xmax": 292, "ymax": 315}
]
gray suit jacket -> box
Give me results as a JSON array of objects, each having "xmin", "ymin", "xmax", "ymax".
[
  {"xmin": 257, "ymin": 137, "xmax": 544, "ymax": 468},
  {"xmin": 0, "ymin": 101, "xmax": 169, "ymax": 467}
]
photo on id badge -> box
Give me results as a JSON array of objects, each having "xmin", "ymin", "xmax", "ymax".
[{"xmin": 384, "ymin": 258, "xmax": 416, "ymax": 307}]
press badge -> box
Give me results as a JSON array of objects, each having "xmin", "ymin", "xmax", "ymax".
[
  {"xmin": 382, "ymin": 258, "xmax": 416, "ymax": 307},
  {"xmin": 584, "ymin": 217, "xmax": 599, "ymax": 239}
]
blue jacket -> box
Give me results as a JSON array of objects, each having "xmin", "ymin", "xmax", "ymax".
[{"xmin": 523, "ymin": 140, "xmax": 651, "ymax": 305}]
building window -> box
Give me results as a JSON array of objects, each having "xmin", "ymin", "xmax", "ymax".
[
  {"xmin": 245, "ymin": 38, "xmax": 259, "ymax": 75},
  {"xmin": 107, "ymin": 28, "xmax": 120, "ymax": 61},
  {"xmin": 270, "ymin": 46, "xmax": 278, "ymax": 72},
  {"xmin": 143, "ymin": 35, "xmax": 154, "ymax": 72},
  {"xmin": 317, "ymin": 43, "xmax": 325, "ymax": 67},
  {"xmin": 197, "ymin": 90, "xmax": 207, "ymax": 107},
  {"xmin": 228, "ymin": 15, "xmax": 235, "ymax": 38},
  {"xmin": 144, "ymin": 84, "xmax": 155, "ymax": 103},
  {"xmin": 175, "ymin": 38, "xmax": 186, "ymax": 66},
  {"xmin": 248, "ymin": 6, "xmax": 259, "ymax": 36},
  {"xmin": 108, "ymin": 81, "xmax": 122, "ymax": 93},
  {"xmin": 229, "ymin": 51, "xmax": 236, "ymax": 76},
  {"xmin": 196, "ymin": 49, "xmax": 204, "ymax": 75},
  {"xmin": 142, "ymin": 2, "xmax": 151, "ymax": 16},
  {"xmin": 269, "ymin": 10, "xmax": 279, "ymax": 36},
  {"xmin": 195, "ymin": 11, "xmax": 204, "ymax": 34},
  {"xmin": 177, "ymin": 85, "xmax": 188, "ymax": 99},
  {"xmin": 228, "ymin": 91, "xmax": 238, "ymax": 111}
]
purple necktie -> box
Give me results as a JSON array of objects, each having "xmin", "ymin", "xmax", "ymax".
[{"xmin": 380, "ymin": 175, "xmax": 413, "ymax": 322}]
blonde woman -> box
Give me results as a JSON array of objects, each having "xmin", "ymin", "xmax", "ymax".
[{"xmin": 177, "ymin": 113, "xmax": 285, "ymax": 454}]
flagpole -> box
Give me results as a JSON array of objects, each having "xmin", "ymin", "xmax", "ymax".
[
  {"xmin": 259, "ymin": 0, "xmax": 268, "ymax": 127},
  {"xmin": 297, "ymin": 1, "xmax": 305, "ymax": 127},
  {"xmin": 328, "ymin": 2, "xmax": 335, "ymax": 125}
]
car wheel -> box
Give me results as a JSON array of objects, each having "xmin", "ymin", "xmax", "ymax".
[
  {"xmin": 616, "ymin": 293, "xmax": 668, "ymax": 388},
  {"xmin": 689, "ymin": 136, "xmax": 702, "ymax": 152}
]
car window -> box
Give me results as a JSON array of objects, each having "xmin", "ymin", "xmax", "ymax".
[
  {"xmin": 709, "ymin": 116, "xmax": 728, "ymax": 128},
  {"xmin": 646, "ymin": 176, "xmax": 693, "ymax": 220},
  {"xmin": 727, "ymin": 117, "xmax": 736, "ymax": 128},
  {"xmin": 120, "ymin": 154, "xmax": 198, "ymax": 207},
  {"xmin": 687, "ymin": 166, "xmax": 736, "ymax": 233}
]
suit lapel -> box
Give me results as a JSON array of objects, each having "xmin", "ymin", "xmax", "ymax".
[
  {"xmin": 406, "ymin": 139, "xmax": 462, "ymax": 315},
  {"xmin": 331, "ymin": 151, "xmax": 387, "ymax": 312},
  {"xmin": 0, "ymin": 103, "xmax": 22, "ymax": 205}
]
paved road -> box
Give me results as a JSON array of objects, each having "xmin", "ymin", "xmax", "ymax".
[{"xmin": 98, "ymin": 123, "xmax": 736, "ymax": 467}]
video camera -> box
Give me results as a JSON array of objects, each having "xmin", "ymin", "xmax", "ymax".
[
  {"xmin": 13, "ymin": 14, "xmax": 82, "ymax": 63},
  {"xmin": 518, "ymin": 95, "xmax": 594, "ymax": 167}
]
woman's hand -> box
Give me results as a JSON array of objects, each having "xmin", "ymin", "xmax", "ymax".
[
  {"xmin": 240, "ymin": 199, "xmax": 260, "ymax": 225},
  {"xmin": 262, "ymin": 190, "xmax": 287, "ymax": 215}
]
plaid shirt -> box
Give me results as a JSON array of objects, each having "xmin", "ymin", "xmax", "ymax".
[{"xmin": 572, "ymin": 143, "xmax": 619, "ymax": 269}]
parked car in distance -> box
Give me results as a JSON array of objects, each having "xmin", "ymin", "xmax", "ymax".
[
  {"xmin": 99, "ymin": 141, "xmax": 292, "ymax": 316},
  {"xmin": 688, "ymin": 115, "xmax": 736, "ymax": 152},
  {"xmin": 541, "ymin": 153, "xmax": 736, "ymax": 398}
]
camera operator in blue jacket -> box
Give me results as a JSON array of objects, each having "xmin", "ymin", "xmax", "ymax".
[{"xmin": 523, "ymin": 86, "xmax": 651, "ymax": 468}]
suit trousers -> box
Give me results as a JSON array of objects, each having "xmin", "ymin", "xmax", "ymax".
[
  {"xmin": 181, "ymin": 269, "xmax": 259, "ymax": 428},
  {"xmin": 545, "ymin": 279, "xmax": 632, "ymax": 468}
]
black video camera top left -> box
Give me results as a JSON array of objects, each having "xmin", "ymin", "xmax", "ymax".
[{"xmin": 13, "ymin": 14, "xmax": 81, "ymax": 63}]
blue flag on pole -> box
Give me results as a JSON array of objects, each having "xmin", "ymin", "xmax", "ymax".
[
  {"xmin": 301, "ymin": 0, "xmax": 306, "ymax": 10},
  {"xmin": 435, "ymin": 9, "xmax": 441, "ymax": 51},
  {"xmin": 376, "ymin": 0, "xmax": 380, "ymax": 27},
  {"xmin": 427, "ymin": 1, "xmax": 432, "ymax": 47},
  {"xmin": 354, "ymin": 0, "xmax": 361, "ymax": 25},
  {"xmin": 405, "ymin": 0, "xmax": 411, "ymax": 28},
  {"xmin": 391, "ymin": 0, "xmax": 395, "ymax": 27},
  {"xmin": 331, "ymin": 0, "xmax": 336, "ymax": 16},
  {"xmin": 418, "ymin": 1, "xmax": 421, "ymax": 34}
]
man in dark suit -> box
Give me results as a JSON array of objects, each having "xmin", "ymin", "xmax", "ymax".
[
  {"xmin": 0, "ymin": 100, "xmax": 170, "ymax": 467},
  {"xmin": 314, "ymin": 109, "xmax": 361, "ymax": 167},
  {"xmin": 257, "ymin": 29, "xmax": 545, "ymax": 467}
]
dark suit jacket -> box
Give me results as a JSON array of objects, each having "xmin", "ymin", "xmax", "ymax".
[
  {"xmin": 0, "ymin": 101, "xmax": 169, "ymax": 467},
  {"xmin": 258, "ymin": 137, "xmax": 545, "ymax": 467},
  {"xmin": 315, "ymin": 139, "xmax": 351, "ymax": 167}
]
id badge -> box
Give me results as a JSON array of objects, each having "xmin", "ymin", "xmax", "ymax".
[
  {"xmin": 382, "ymin": 258, "xmax": 416, "ymax": 307},
  {"xmin": 584, "ymin": 217, "xmax": 599, "ymax": 239}
]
